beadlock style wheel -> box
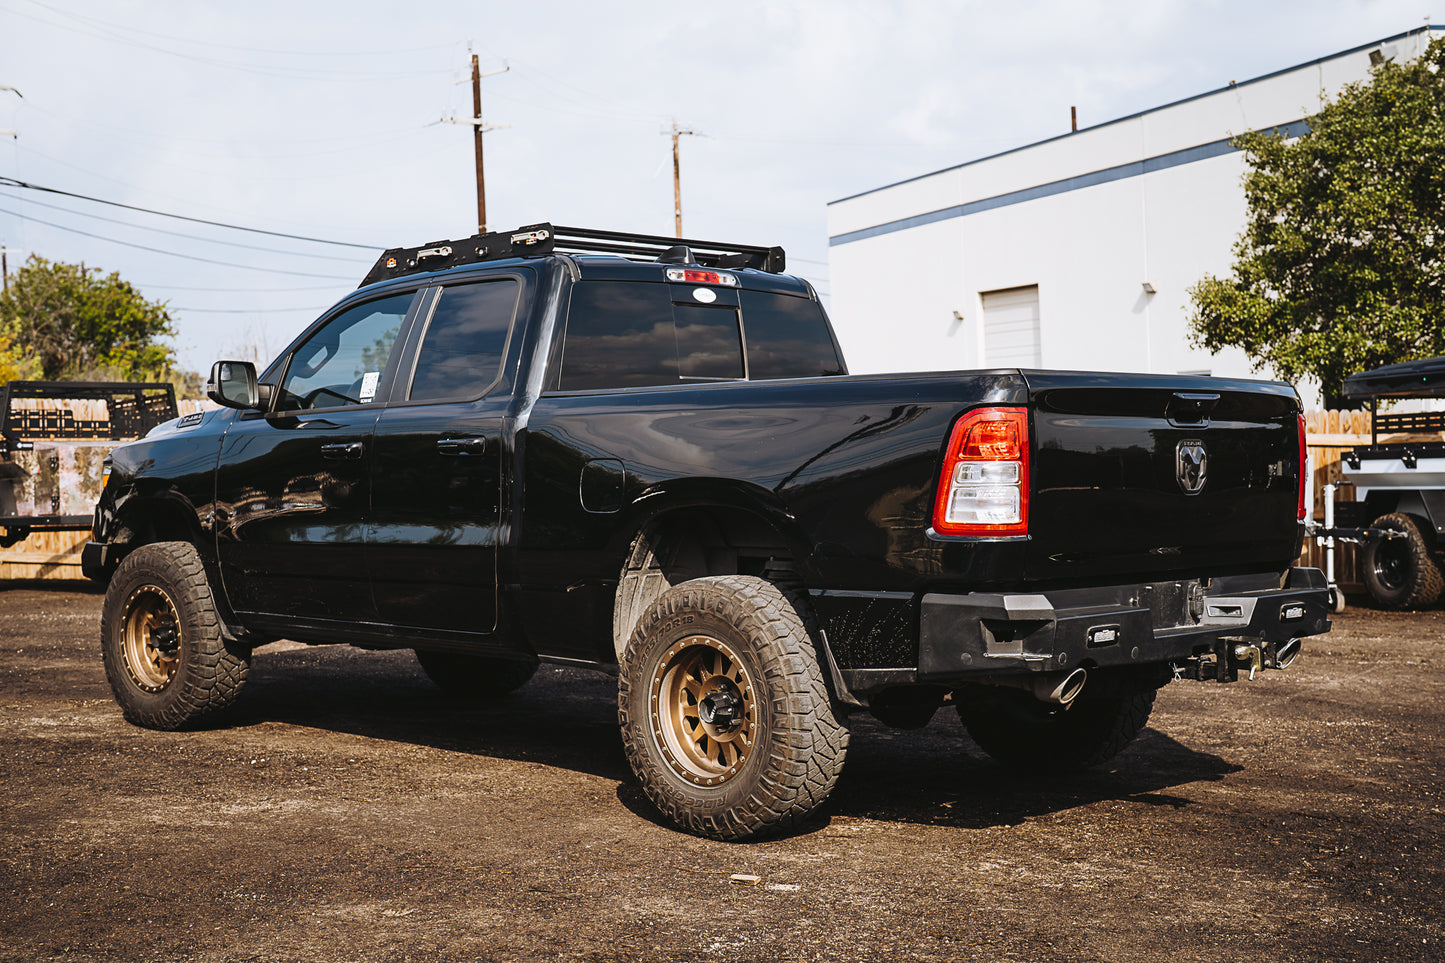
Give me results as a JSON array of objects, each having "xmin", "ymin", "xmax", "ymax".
[
  {"xmin": 120, "ymin": 585, "xmax": 181, "ymax": 693},
  {"xmin": 101, "ymin": 542, "xmax": 251, "ymax": 730},
  {"xmin": 618, "ymin": 575, "xmax": 849, "ymax": 841},
  {"xmin": 651, "ymin": 635, "xmax": 757, "ymax": 787}
]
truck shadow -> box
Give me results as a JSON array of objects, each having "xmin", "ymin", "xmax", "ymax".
[{"xmin": 242, "ymin": 645, "xmax": 1242, "ymax": 835}]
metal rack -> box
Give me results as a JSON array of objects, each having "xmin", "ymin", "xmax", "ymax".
[{"xmin": 359, "ymin": 222, "xmax": 787, "ymax": 287}]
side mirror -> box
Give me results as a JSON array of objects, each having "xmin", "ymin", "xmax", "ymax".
[{"xmin": 206, "ymin": 360, "xmax": 261, "ymax": 410}]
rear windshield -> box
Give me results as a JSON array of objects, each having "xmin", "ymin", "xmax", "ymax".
[{"xmin": 559, "ymin": 280, "xmax": 843, "ymax": 391}]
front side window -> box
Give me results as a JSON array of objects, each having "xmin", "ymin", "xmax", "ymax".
[
  {"xmin": 278, "ymin": 293, "xmax": 413, "ymax": 411},
  {"xmin": 409, "ymin": 278, "xmax": 520, "ymax": 402}
]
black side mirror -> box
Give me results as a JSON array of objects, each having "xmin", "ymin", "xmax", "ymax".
[{"xmin": 206, "ymin": 360, "xmax": 261, "ymax": 410}]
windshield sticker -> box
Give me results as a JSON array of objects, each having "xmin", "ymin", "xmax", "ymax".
[
  {"xmin": 691, "ymin": 287, "xmax": 718, "ymax": 304},
  {"xmin": 359, "ymin": 371, "xmax": 380, "ymax": 403}
]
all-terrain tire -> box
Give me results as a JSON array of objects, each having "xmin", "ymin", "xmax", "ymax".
[
  {"xmin": 414, "ymin": 650, "xmax": 538, "ymax": 699},
  {"xmin": 957, "ymin": 685, "xmax": 1156, "ymax": 774},
  {"xmin": 1361, "ymin": 513, "xmax": 1444, "ymax": 610},
  {"xmin": 618, "ymin": 575, "xmax": 849, "ymax": 841},
  {"xmin": 100, "ymin": 542, "xmax": 250, "ymax": 730}
]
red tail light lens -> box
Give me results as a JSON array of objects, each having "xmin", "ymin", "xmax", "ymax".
[
  {"xmin": 932, "ymin": 407, "xmax": 1030, "ymax": 537},
  {"xmin": 1298, "ymin": 413, "xmax": 1308, "ymax": 521}
]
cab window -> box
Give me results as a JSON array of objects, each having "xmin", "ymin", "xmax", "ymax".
[{"xmin": 277, "ymin": 293, "xmax": 414, "ymax": 411}]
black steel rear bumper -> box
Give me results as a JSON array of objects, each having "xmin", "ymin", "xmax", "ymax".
[
  {"xmin": 831, "ymin": 568, "xmax": 1331, "ymax": 694},
  {"xmin": 915, "ymin": 567, "xmax": 1330, "ymax": 682}
]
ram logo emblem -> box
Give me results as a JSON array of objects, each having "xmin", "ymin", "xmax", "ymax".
[{"xmin": 1176, "ymin": 440, "xmax": 1207, "ymax": 495}]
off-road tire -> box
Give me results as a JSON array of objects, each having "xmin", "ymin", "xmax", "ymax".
[
  {"xmin": 414, "ymin": 650, "xmax": 538, "ymax": 699},
  {"xmin": 957, "ymin": 685, "xmax": 1156, "ymax": 774},
  {"xmin": 1362, "ymin": 513, "xmax": 1444, "ymax": 610},
  {"xmin": 100, "ymin": 541, "xmax": 250, "ymax": 730},
  {"xmin": 618, "ymin": 575, "xmax": 849, "ymax": 841}
]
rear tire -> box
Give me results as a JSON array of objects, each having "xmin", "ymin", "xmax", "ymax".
[
  {"xmin": 957, "ymin": 685, "xmax": 1156, "ymax": 774},
  {"xmin": 1362, "ymin": 513, "xmax": 1443, "ymax": 610},
  {"xmin": 414, "ymin": 650, "xmax": 538, "ymax": 699},
  {"xmin": 100, "ymin": 542, "xmax": 250, "ymax": 730},
  {"xmin": 618, "ymin": 575, "xmax": 848, "ymax": 841}
]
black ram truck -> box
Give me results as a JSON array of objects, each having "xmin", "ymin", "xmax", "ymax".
[{"xmin": 84, "ymin": 224, "xmax": 1331, "ymax": 840}]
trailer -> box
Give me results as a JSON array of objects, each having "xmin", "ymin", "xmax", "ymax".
[
  {"xmin": 1323, "ymin": 357, "xmax": 1445, "ymax": 609},
  {"xmin": 0, "ymin": 381, "xmax": 178, "ymax": 550}
]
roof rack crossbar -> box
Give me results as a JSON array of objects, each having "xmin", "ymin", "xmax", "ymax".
[{"xmin": 359, "ymin": 221, "xmax": 785, "ymax": 287}]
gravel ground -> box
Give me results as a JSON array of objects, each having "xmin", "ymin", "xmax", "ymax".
[{"xmin": 1, "ymin": 583, "xmax": 1441, "ymax": 963}]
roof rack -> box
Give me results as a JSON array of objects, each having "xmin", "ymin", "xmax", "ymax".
[{"xmin": 358, "ymin": 222, "xmax": 787, "ymax": 287}]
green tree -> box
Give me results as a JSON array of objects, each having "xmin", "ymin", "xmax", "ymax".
[
  {"xmin": 1188, "ymin": 38, "xmax": 1445, "ymax": 408},
  {"xmin": 0, "ymin": 255, "xmax": 177, "ymax": 381}
]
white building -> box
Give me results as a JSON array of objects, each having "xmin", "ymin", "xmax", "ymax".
[{"xmin": 826, "ymin": 26, "xmax": 1443, "ymax": 397}]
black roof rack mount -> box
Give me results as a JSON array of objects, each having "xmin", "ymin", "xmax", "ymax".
[{"xmin": 359, "ymin": 222, "xmax": 786, "ymax": 287}]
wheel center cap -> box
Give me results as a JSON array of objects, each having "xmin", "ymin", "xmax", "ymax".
[{"xmin": 699, "ymin": 684, "xmax": 743, "ymax": 732}]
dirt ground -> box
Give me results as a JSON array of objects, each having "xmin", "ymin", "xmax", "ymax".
[{"xmin": 1, "ymin": 583, "xmax": 1441, "ymax": 963}]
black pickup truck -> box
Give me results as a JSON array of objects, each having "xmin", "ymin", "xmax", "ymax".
[{"xmin": 84, "ymin": 224, "xmax": 1331, "ymax": 840}]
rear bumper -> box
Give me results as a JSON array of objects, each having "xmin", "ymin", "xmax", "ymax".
[
  {"xmin": 915, "ymin": 567, "xmax": 1330, "ymax": 683},
  {"xmin": 830, "ymin": 568, "xmax": 1331, "ymax": 694}
]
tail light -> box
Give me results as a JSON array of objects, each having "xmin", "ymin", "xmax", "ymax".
[
  {"xmin": 932, "ymin": 407, "xmax": 1029, "ymax": 537},
  {"xmin": 1297, "ymin": 413, "xmax": 1308, "ymax": 521}
]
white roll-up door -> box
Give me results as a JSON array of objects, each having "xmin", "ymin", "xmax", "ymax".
[{"xmin": 981, "ymin": 285, "xmax": 1041, "ymax": 368}]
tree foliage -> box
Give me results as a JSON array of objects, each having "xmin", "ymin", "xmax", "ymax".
[
  {"xmin": 0, "ymin": 255, "xmax": 176, "ymax": 381},
  {"xmin": 1188, "ymin": 38, "xmax": 1445, "ymax": 407}
]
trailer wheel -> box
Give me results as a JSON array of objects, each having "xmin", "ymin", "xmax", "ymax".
[
  {"xmin": 618, "ymin": 575, "xmax": 849, "ymax": 841},
  {"xmin": 1362, "ymin": 513, "xmax": 1444, "ymax": 610},
  {"xmin": 100, "ymin": 542, "xmax": 250, "ymax": 730},
  {"xmin": 957, "ymin": 685, "xmax": 1156, "ymax": 774},
  {"xmin": 414, "ymin": 651, "xmax": 538, "ymax": 699}
]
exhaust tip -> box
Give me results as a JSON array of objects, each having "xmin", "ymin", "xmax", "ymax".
[
  {"xmin": 1034, "ymin": 667, "xmax": 1088, "ymax": 705},
  {"xmin": 1277, "ymin": 638, "xmax": 1303, "ymax": 669}
]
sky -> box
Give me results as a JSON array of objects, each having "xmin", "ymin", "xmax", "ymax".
[{"xmin": 0, "ymin": 0, "xmax": 1437, "ymax": 375}]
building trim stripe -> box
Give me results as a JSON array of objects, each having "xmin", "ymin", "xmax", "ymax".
[
  {"xmin": 828, "ymin": 120, "xmax": 1309, "ymax": 247},
  {"xmin": 828, "ymin": 24, "xmax": 1441, "ymax": 208}
]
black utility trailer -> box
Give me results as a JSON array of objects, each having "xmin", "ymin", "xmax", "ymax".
[
  {"xmin": 0, "ymin": 381, "xmax": 178, "ymax": 548},
  {"xmin": 1328, "ymin": 357, "xmax": 1445, "ymax": 609}
]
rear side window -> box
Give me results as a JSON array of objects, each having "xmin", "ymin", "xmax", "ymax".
[
  {"xmin": 409, "ymin": 278, "xmax": 519, "ymax": 401},
  {"xmin": 561, "ymin": 281, "xmax": 745, "ymax": 390},
  {"xmin": 559, "ymin": 279, "xmax": 842, "ymax": 391},
  {"xmin": 740, "ymin": 290, "xmax": 844, "ymax": 380}
]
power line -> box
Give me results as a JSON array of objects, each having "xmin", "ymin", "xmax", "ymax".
[
  {"xmin": 0, "ymin": 191, "xmax": 372, "ymax": 262},
  {"xmin": 172, "ymin": 305, "xmax": 329, "ymax": 314},
  {"xmin": 0, "ymin": 205, "xmax": 360, "ymax": 279},
  {"xmin": 0, "ymin": 176, "xmax": 381, "ymax": 249}
]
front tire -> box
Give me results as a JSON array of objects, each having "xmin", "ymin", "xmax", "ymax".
[
  {"xmin": 957, "ymin": 685, "xmax": 1156, "ymax": 774},
  {"xmin": 1362, "ymin": 513, "xmax": 1444, "ymax": 610},
  {"xmin": 618, "ymin": 575, "xmax": 848, "ymax": 841},
  {"xmin": 100, "ymin": 542, "xmax": 250, "ymax": 730}
]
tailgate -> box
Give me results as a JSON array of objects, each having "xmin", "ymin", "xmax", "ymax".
[{"xmin": 1023, "ymin": 373, "xmax": 1303, "ymax": 582}]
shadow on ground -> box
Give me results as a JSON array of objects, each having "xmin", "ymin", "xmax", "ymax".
[{"xmin": 240, "ymin": 643, "xmax": 1240, "ymax": 837}]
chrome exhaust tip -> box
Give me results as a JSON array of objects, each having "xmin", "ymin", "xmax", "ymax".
[
  {"xmin": 1033, "ymin": 667, "xmax": 1088, "ymax": 705},
  {"xmin": 1276, "ymin": 638, "xmax": 1303, "ymax": 669}
]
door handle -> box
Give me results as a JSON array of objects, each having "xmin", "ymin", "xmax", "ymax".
[
  {"xmin": 436, "ymin": 436, "xmax": 487, "ymax": 456},
  {"xmin": 320, "ymin": 441, "xmax": 364, "ymax": 460}
]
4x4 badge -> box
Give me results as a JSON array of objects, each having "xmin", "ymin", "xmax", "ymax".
[{"xmin": 1177, "ymin": 440, "xmax": 1207, "ymax": 495}]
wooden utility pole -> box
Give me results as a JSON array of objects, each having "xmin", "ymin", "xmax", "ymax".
[
  {"xmin": 669, "ymin": 119, "xmax": 697, "ymax": 238},
  {"xmin": 466, "ymin": 56, "xmax": 509, "ymax": 234}
]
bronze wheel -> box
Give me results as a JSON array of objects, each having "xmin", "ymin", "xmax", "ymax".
[
  {"xmin": 618, "ymin": 575, "xmax": 849, "ymax": 841},
  {"xmin": 120, "ymin": 585, "xmax": 181, "ymax": 692},
  {"xmin": 101, "ymin": 542, "xmax": 250, "ymax": 730},
  {"xmin": 651, "ymin": 636, "xmax": 756, "ymax": 787}
]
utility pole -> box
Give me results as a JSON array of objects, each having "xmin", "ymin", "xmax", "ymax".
[
  {"xmin": 456, "ymin": 56, "xmax": 509, "ymax": 234},
  {"xmin": 668, "ymin": 119, "xmax": 698, "ymax": 238},
  {"xmin": 2, "ymin": 245, "xmax": 8, "ymax": 295}
]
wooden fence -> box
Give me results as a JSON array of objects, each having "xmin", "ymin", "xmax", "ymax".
[{"xmin": 1301, "ymin": 409, "xmax": 1371, "ymax": 590}]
